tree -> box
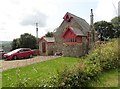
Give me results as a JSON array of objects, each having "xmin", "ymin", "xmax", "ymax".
[
  {"xmin": 20, "ymin": 33, "xmax": 37, "ymax": 49},
  {"xmin": 111, "ymin": 16, "xmax": 120, "ymax": 37},
  {"xmin": 12, "ymin": 38, "xmax": 20, "ymax": 50},
  {"xmin": 12, "ymin": 33, "xmax": 37, "ymax": 50},
  {"xmin": 45, "ymin": 32, "xmax": 54, "ymax": 37},
  {"xmin": 94, "ymin": 21, "xmax": 114, "ymax": 41}
]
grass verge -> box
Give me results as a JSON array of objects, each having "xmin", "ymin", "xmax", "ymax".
[
  {"xmin": 2, "ymin": 56, "xmax": 80, "ymax": 87},
  {"xmin": 89, "ymin": 68, "xmax": 119, "ymax": 87}
]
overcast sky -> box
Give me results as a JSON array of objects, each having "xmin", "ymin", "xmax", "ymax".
[{"xmin": 0, "ymin": 0, "xmax": 119, "ymax": 41}]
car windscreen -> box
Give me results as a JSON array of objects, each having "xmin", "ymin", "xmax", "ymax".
[{"xmin": 7, "ymin": 49, "xmax": 21, "ymax": 55}]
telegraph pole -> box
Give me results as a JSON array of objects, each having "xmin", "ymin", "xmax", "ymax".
[
  {"xmin": 36, "ymin": 22, "xmax": 38, "ymax": 40},
  {"xmin": 35, "ymin": 22, "xmax": 39, "ymax": 50}
]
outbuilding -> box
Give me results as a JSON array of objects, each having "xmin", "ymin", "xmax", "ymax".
[{"xmin": 38, "ymin": 36, "xmax": 55, "ymax": 56}]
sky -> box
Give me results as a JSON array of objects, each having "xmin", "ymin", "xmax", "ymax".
[{"xmin": 0, "ymin": 0, "xmax": 119, "ymax": 41}]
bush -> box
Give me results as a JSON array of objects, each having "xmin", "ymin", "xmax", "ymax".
[
  {"xmin": 22, "ymin": 39, "xmax": 118, "ymax": 87},
  {"xmin": 55, "ymin": 67, "xmax": 90, "ymax": 88},
  {"xmin": 51, "ymin": 39, "xmax": 119, "ymax": 87}
]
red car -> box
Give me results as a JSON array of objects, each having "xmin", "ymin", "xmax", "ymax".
[{"xmin": 4, "ymin": 48, "xmax": 34, "ymax": 60}]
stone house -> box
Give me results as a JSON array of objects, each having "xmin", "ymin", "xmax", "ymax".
[{"xmin": 38, "ymin": 10, "xmax": 98, "ymax": 56}]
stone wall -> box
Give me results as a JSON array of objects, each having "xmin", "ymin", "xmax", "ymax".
[
  {"xmin": 47, "ymin": 43, "xmax": 55, "ymax": 55},
  {"xmin": 62, "ymin": 43, "xmax": 84, "ymax": 57}
]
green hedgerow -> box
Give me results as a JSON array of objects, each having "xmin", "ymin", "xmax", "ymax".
[{"xmin": 51, "ymin": 39, "xmax": 119, "ymax": 87}]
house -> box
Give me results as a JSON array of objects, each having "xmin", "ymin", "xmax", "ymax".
[
  {"xmin": 38, "ymin": 36, "xmax": 55, "ymax": 56},
  {"xmin": 38, "ymin": 9, "xmax": 98, "ymax": 56}
]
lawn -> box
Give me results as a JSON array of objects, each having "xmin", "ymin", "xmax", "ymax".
[
  {"xmin": 0, "ymin": 72, "xmax": 2, "ymax": 89},
  {"xmin": 89, "ymin": 68, "xmax": 119, "ymax": 87},
  {"xmin": 2, "ymin": 57, "xmax": 80, "ymax": 87}
]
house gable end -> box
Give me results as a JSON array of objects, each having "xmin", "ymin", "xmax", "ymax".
[
  {"xmin": 63, "ymin": 12, "xmax": 90, "ymax": 35},
  {"xmin": 62, "ymin": 27, "xmax": 76, "ymax": 38}
]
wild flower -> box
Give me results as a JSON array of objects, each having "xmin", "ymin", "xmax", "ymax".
[
  {"xmin": 7, "ymin": 76, "xmax": 11, "ymax": 81},
  {"xmin": 32, "ymin": 67, "xmax": 38, "ymax": 73}
]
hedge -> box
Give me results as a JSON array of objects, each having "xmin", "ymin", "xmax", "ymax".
[{"xmin": 52, "ymin": 39, "xmax": 119, "ymax": 87}]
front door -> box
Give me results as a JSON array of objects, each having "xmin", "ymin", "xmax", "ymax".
[{"xmin": 42, "ymin": 42, "xmax": 46, "ymax": 53}]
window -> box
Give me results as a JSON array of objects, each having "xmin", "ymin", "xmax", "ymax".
[
  {"xmin": 23, "ymin": 49, "xmax": 30, "ymax": 52},
  {"xmin": 65, "ymin": 38, "xmax": 77, "ymax": 42}
]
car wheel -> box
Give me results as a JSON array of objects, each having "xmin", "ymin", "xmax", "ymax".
[
  {"xmin": 29, "ymin": 54, "xmax": 33, "ymax": 58},
  {"xmin": 13, "ymin": 55, "xmax": 17, "ymax": 60}
]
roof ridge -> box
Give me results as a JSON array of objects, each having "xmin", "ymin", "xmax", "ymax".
[{"xmin": 67, "ymin": 12, "xmax": 85, "ymax": 21}]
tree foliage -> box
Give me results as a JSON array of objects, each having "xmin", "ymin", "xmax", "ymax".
[
  {"xmin": 12, "ymin": 38, "xmax": 20, "ymax": 50},
  {"xmin": 111, "ymin": 16, "xmax": 120, "ymax": 37},
  {"xmin": 94, "ymin": 21, "xmax": 114, "ymax": 41},
  {"xmin": 12, "ymin": 33, "xmax": 37, "ymax": 50},
  {"xmin": 45, "ymin": 32, "xmax": 54, "ymax": 37}
]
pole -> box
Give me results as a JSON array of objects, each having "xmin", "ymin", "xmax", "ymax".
[{"xmin": 36, "ymin": 23, "xmax": 38, "ymax": 40}]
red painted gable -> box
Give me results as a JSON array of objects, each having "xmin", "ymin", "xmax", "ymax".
[
  {"xmin": 62, "ymin": 27, "xmax": 76, "ymax": 38},
  {"xmin": 62, "ymin": 27, "xmax": 83, "ymax": 44}
]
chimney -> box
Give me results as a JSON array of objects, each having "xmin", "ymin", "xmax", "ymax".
[
  {"xmin": 90, "ymin": 9, "xmax": 95, "ymax": 46},
  {"xmin": 90, "ymin": 9, "xmax": 94, "ymax": 25}
]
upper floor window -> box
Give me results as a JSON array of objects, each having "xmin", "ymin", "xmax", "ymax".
[{"xmin": 65, "ymin": 38, "xmax": 77, "ymax": 42}]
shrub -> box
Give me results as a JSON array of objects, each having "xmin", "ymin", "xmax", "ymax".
[
  {"xmin": 52, "ymin": 39, "xmax": 119, "ymax": 87},
  {"xmin": 56, "ymin": 67, "xmax": 90, "ymax": 88}
]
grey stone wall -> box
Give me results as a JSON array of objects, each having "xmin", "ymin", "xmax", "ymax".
[
  {"xmin": 62, "ymin": 43, "xmax": 84, "ymax": 57},
  {"xmin": 47, "ymin": 43, "xmax": 55, "ymax": 55}
]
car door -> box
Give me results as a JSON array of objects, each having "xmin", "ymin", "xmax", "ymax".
[
  {"xmin": 17, "ymin": 49, "xmax": 25, "ymax": 58},
  {"xmin": 25, "ymin": 49, "xmax": 31, "ymax": 57},
  {"xmin": 22, "ymin": 49, "xmax": 30, "ymax": 58}
]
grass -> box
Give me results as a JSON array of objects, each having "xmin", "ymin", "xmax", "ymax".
[
  {"xmin": 89, "ymin": 68, "xmax": 119, "ymax": 87},
  {"xmin": 2, "ymin": 38, "xmax": 119, "ymax": 87},
  {"xmin": 0, "ymin": 72, "xmax": 2, "ymax": 89},
  {"xmin": 2, "ymin": 56, "xmax": 80, "ymax": 87}
]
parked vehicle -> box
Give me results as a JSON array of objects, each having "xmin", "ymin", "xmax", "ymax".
[
  {"xmin": 0, "ymin": 49, "xmax": 6, "ymax": 59},
  {"xmin": 4, "ymin": 48, "xmax": 34, "ymax": 60}
]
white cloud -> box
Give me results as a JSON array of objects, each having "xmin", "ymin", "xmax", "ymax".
[
  {"xmin": 0, "ymin": 0, "xmax": 119, "ymax": 41},
  {"xmin": 95, "ymin": 0, "xmax": 119, "ymax": 22},
  {"xmin": 0, "ymin": 0, "xmax": 58, "ymax": 41},
  {"xmin": 118, "ymin": 1, "xmax": 120, "ymax": 16},
  {"xmin": 20, "ymin": 11, "xmax": 48, "ymax": 27}
]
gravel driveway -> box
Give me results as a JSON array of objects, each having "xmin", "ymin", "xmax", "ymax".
[{"xmin": 0, "ymin": 56, "xmax": 59, "ymax": 71}]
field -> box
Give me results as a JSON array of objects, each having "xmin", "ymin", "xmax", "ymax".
[{"xmin": 2, "ymin": 57, "xmax": 80, "ymax": 87}]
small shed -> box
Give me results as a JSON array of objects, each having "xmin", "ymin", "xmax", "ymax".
[{"xmin": 38, "ymin": 36, "xmax": 55, "ymax": 56}]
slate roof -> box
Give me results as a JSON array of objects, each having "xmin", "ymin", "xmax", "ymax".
[
  {"xmin": 44, "ymin": 37, "xmax": 55, "ymax": 43},
  {"xmin": 70, "ymin": 27, "xmax": 84, "ymax": 36},
  {"xmin": 66, "ymin": 12, "xmax": 90, "ymax": 35}
]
